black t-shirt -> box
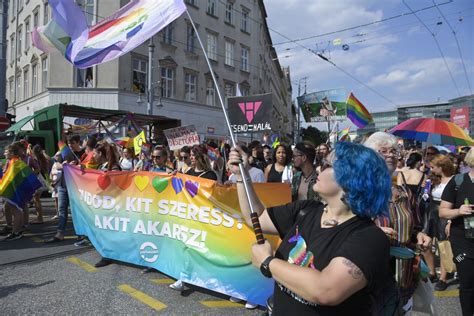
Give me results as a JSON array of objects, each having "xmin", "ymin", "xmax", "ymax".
[
  {"xmin": 441, "ymin": 173, "xmax": 474, "ymax": 255},
  {"xmin": 185, "ymin": 168, "xmax": 218, "ymax": 181},
  {"xmin": 267, "ymin": 200, "xmax": 390, "ymax": 315}
]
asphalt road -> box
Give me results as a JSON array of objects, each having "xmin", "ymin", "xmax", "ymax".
[{"xmin": 0, "ymin": 198, "xmax": 464, "ymax": 315}]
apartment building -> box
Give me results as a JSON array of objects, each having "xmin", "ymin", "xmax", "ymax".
[{"xmin": 5, "ymin": 0, "xmax": 292, "ymax": 140}]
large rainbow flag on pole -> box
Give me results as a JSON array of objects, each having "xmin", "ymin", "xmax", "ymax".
[
  {"xmin": 346, "ymin": 92, "xmax": 373, "ymax": 128},
  {"xmin": 31, "ymin": 0, "xmax": 186, "ymax": 68},
  {"xmin": 0, "ymin": 158, "xmax": 42, "ymax": 209}
]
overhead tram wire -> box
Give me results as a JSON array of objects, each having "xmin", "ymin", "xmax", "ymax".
[
  {"xmin": 267, "ymin": 23, "xmax": 398, "ymax": 107},
  {"xmin": 432, "ymin": 0, "xmax": 472, "ymax": 95},
  {"xmin": 274, "ymin": 8, "xmax": 474, "ymax": 54},
  {"xmin": 271, "ymin": 0, "xmax": 453, "ymax": 46},
  {"xmin": 402, "ymin": 0, "xmax": 462, "ymax": 97}
]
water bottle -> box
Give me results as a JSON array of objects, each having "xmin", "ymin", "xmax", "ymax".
[
  {"xmin": 422, "ymin": 179, "xmax": 431, "ymax": 201},
  {"xmin": 464, "ymin": 198, "xmax": 474, "ymax": 239}
]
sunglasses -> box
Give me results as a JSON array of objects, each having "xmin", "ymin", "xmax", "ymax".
[
  {"xmin": 179, "ymin": 156, "xmax": 189, "ymax": 161},
  {"xmin": 152, "ymin": 155, "xmax": 162, "ymax": 159}
]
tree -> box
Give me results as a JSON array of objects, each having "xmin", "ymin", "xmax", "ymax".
[{"xmin": 300, "ymin": 126, "xmax": 328, "ymax": 146}]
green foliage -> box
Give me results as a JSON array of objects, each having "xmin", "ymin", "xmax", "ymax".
[{"xmin": 300, "ymin": 126, "xmax": 328, "ymax": 146}]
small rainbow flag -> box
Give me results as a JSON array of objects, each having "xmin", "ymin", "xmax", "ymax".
[
  {"xmin": 58, "ymin": 140, "xmax": 74, "ymax": 160},
  {"xmin": 207, "ymin": 145, "xmax": 220, "ymax": 161},
  {"xmin": 346, "ymin": 92, "xmax": 373, "ymax": 128},
  {"xmin": 338, "ymin": 127, "xmax": 351, "ymax": 142},
  {"xmin": 81, "ymin": 152, "xmax": 98, "ymax": 170},
  {"xmin": 0, "ymin": 158, "xmax": 42, "ymax": 209}
]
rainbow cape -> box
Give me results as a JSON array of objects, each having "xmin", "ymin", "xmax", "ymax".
[
  {"xmin": 346, "ymin": 92, "xmax": 373, "ymax": 128},
  {"xmin": 81, "ymin": 152, "xmax": 99, "ymax": 170},
  {"xmin": 206, "ymin": 145, "xmax": 220, "ymax": 161},
  {"xmin": 0, "ymin": 158, "xmax": 42, "ymax": 209}
]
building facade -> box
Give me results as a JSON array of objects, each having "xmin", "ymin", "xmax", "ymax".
[{"xmin": 5, "ymin": 0, "xmax": 292, "ymax": 141}]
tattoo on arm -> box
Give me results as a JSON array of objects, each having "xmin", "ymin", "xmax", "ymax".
[{"xmin": 342, "ymin": 259, "xmax": 363, "ymax": 280}]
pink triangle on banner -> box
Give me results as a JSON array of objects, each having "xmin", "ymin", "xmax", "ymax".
[
  {"xmin": 238, "ymin": 103, "xmax": 246, "ymax": 117},
  {"xmin": 253, "ymin": 102, "xmax": 262, "ymax": 115}
]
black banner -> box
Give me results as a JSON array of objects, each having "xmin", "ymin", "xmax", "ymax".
[{"xmin": 228, "ymin": 93, "xmax": 272, "ymax": 134}]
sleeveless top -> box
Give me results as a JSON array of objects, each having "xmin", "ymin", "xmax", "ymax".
[{"xmin": 267, "ymin": 163, "xmax": 283, "ymax": 183}]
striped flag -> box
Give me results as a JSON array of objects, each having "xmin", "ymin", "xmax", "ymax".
[
  {"xmin": 58, "ymin": 140, "xmax": 74, "ymax": 160},
  {"xmin": 346, "ymin": 92, "xmax": 373, "ymax": 128},
  {"xmin": 0, "ymin": 158, "xmax": 42, "ymax": 209}
]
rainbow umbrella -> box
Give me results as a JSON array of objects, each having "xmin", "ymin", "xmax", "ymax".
[{"xmin": 390, "ymin": 118, "xmax": 474, "ymax": 146}]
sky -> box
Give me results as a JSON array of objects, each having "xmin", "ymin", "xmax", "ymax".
[{"xmin": 265, "ymin": 0, "xmax": 474, "ymax": 121}]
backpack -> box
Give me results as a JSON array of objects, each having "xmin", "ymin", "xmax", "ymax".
[{"xmin": 453, "ymin": 173, "xmax": 465, "ymax": 191}]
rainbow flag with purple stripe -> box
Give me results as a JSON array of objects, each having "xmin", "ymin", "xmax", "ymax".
[
  {"xmin": 346, "ymin": 92, "xmax": 373, "ymax": 128},
  {"xmin": 58, "ymin": 140, "xmax": 74, "ymax": 160},
  {"xmin": 0, "ymin": 158, "xmax": 42, "ymax": 209}
]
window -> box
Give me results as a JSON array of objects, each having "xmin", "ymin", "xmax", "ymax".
[
  {"xmin": 15, "ymin": 73, "xmax": 21, "ymax": 101},
  {"xmin": 241, "ymin": 8, "xmax": 249, "ymax": 33},
  {"xmin": 10, "ymin": 34, "xmax": 15, "ymax": 63},
  {"xmin": 225, "ymin": 41, "xmax": 234, "ymax": 66},
  {"xmin": 207, "ymin": 0, "xmax": 216, "ymax": 16},
  {"xmin": 32, "ymin": 63, "xmax": 38, "ymax": 95},
  {"xmin": 75, "ymin": 67, "xmax": 94, "ymax": 88},
  {"xmin": 186, "ymin": 24, "xmax": 195, "ymax": 53},
  {"xmin": 23, "ymin": 68, "xmax": 29, "ymax": 99},
  {"xmin": 11, "ymin": 0, "xmax": 16, "ymax": 18},
  {"xmin": 76, "ymin": 0, "xmax": 95, "ymax": 26},
  {"xmin": 207, "ymin": 33, "xmax": 217, "ymax": 61},
  {"xmin": 241, "ymin": 85, "xmax": 250, "ymax": 96},
  {"xmin": 206, "ymin": 79, "xmax": 215, "ymax": 106},
  {"xmin": 162, "ymin": 22, "xmax": 173, "ymax": 45},
  {"xmin": 19, "ymin": 0, "xmax": 24, "ymax": 11},
  {"xmin": 8, "ymin": 77, "xmax": 14, "ymax": 103},
  {"xmin": 241, "ymin": 47, "xmax": 249, "ymax": 72},
  {"xmin": 25, "ymin": 19, "xmax": 30, "ymax": 51},
  {"xmin": 225, "ymin": 1, "xmax": 234, "ymax": 24},
  {"xmin": 184, "ymin": 73, "xmax": 197, "ymax": 102},
  {"xmin": 17, "ymin": 26, "xmax": 22, "ymax": 57},
  {"xmin": 41, "ymin": 57, "xmax": 48, "ymax": 91},
  {"xmin": 161, "ymin": 67, "xmax": 174, "ymax": 98},
  {"xmin": 33, "ymin": 10, "xmax": 39, "ymax": 27},
  {"xmin": 185, "ymin": 0, "xmax": 197, "ymax": 5},
  {"xmin": 132, "ymin": 58, "xmax": 147, "ymax": 93},
  {"xmin": 44, "ymin": 2, "xmax": 50, "ymax": 25},
  {"xmin": 224, "ymin": 82, "xmax": 235, "ymax": 97}
]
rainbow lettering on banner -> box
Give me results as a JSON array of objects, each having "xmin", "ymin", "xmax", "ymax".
[
  {"xmin": 346, "ymin": 92, "xmax": 373, "ymax": 128},
  {"xmin": 0, "ymin": 158, "xmax": 42, "ymax": 209},
  {"xmin": 32, "ymin": 0, "xmax": 186, "ymax": 68},
  {"xmin": 63, "ymin": 165, "xmax": 290, "ymax": 306}
]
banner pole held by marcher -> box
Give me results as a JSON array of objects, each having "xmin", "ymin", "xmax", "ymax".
[{"xmin": 186, "ymin": 9, "xmax": 264, "ymax": 244}]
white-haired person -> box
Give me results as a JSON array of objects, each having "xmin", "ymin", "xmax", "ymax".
[
  {"xmin": 440, "ymin": 147, "xmax": 474, "ymax": 316},
  {"xmin": 364, "ymin": 132, "xmax": 431, "ymax": 315}
]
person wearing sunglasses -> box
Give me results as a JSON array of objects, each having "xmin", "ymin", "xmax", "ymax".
[
  {"xmin": 175, "ymin": 146, "xmax": 191, "ymax": 173},
  {"xmin": 149, "ymin": 148, "xmax": 174, "ymax": 173},
  {"xmin": 227, "ymin": 142, "xmax": 393, "ymax": 314}
]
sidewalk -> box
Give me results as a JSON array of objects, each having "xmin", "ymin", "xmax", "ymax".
[{"xmin": 0, "ymin": 197, "xmax": 90, "ymax": 266}]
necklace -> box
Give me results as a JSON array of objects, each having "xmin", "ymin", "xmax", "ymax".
[
  {"xmin": 303, "ymin": 170, "xmax": 316, "ymax": 183},
  {"xmin": 322, "ymin": 206, "xmax": 354, "ymax": 227}
]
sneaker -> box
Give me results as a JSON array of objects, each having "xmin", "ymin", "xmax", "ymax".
[
  {"xmin": 435, "ymin": 280, "xmax": 448, "ymax": 291},
  {"xmin": 4, "ymin": 232, "xmax": 23, "ymax": 241},
  {"xmin": 245, "ymin": 302, "xmax": 258, "ymax": 309},
  {"xmin": 141, "ymin": 267, "xmax": 154, "ymax": 274},
  {"xmin": 429, "ymin": 274, "xmax": 439, "ymax": 283},
  {"xmin": 229, "ymin": 297, "xmax": 242, "ymax": 303},
  {"xmin": 74, "ymin": 238, "xmax": 91, "ymax": 247},
  {"xmin": 0, "ymin": 226, "xmax": 12, "ymax": 235},
  {"xmin": 51, "ymin": 215, "xmax": 59, "ymax": 220},
  {"xmin": 94, "ymin": 258, "xmax": 113, "ymax": 268},
  {"xmin": 169, "ymin": 280, "xmax": 184, "ymax": 291}
]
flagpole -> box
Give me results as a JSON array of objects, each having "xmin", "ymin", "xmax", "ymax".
[{"xmin": 186, "ymin": 10, "xmax": 265, "ymax": 244}]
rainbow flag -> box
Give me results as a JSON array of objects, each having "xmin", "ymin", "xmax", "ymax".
[
  {"xmin": 32, "ymin": 0, "xmax": 186, "ymax": 68},
  {"xmin": 346, "ymin": 92, "xmax": 373, "ymax": 128},
  {"xmin": 58, "ymin": 140, "xmax": 74, "ymax": 160},
  {"xmin": 207, "ymin": 145, "xmax": 220, "ymax": 161},
  {"xmin": 338, "ymin": 127, "xmax": 351, "ymax": 142},
  {"xmin": 0, "ymin": 158, "xmax": 42, "ymax": 209},
  {"xmin": 81, "ymin": 152, "xmax": 98, "ymax": 170}
]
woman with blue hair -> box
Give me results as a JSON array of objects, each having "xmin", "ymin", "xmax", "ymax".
[{"xmin": 228, "ymin": 142, "xmax": 393, "ymax": 314}]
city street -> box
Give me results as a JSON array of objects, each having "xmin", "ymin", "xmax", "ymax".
[{"xmin": 0, "ymin": 198, "xmax": 464, "ymax": 315}]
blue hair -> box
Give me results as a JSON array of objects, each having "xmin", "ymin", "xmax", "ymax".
[{"xmin": 333, "ymin": 142, "xmax": 392, "ymax": 218}]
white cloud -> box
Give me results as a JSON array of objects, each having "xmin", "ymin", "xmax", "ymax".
[{"xmin": 368, "ymin": 57, "xmax": 462, "ymax": 91}]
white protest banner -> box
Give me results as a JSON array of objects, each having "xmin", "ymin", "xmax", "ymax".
[{"xmin": 164, "ymin": 125, "xmax": 200, "ymax": 150}]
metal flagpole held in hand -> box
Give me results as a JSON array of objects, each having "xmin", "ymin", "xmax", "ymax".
[{"xmin": 186, "ymin": 10, "xmax": 265, "ymax": 244}]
